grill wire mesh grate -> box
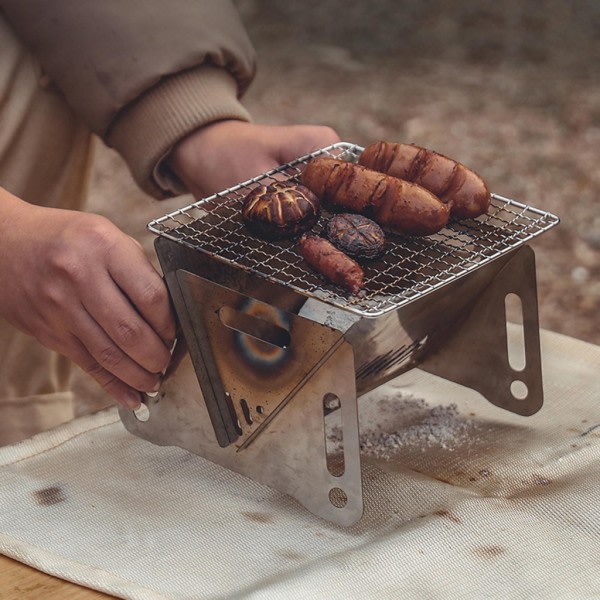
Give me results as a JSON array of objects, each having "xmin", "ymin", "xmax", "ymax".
[{"xmin": 148, "ymin": 143, "xmax": 560, "ymax": 317}]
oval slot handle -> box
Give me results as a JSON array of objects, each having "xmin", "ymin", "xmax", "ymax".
[
  {"xmin": 505, "ymin": 293, "xmax": 526, "ymax": 372},
  {"xmin": 324, "ymin": 393, "xmax": 345, "ymax": 477},
  {"xmin": 218, "ymin": 306, "xmax": 291, "ymax": 348}
]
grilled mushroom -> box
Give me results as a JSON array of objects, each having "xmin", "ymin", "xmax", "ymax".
[
  {"xmin": 242, "ymin": 181, "xmax": 321, "ymax": 240},
  {"xmin": 325, "ymin": 213, "xmax": 386, "ymax": 259}
]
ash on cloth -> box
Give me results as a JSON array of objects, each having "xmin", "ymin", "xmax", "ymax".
[
  {"xmin": 0, "ymin": 330, "xmax": 599, "ymax": 600},
  {"xmin": 328, "ymin": 395, "xmax": 480, "ymax": 460}
]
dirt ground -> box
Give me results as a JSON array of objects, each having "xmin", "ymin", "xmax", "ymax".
[{"xmin": 79, "ymin": 1, "xmax": 600, "ymax": 410}]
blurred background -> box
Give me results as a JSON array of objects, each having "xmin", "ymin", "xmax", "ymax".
[
  {"xmin": 237, "ymin": 0, "xmax": 600, "ymax": 344},
  {"xmin": 85, "ymin": 0, "xmax": 600, "ymax": 409}
]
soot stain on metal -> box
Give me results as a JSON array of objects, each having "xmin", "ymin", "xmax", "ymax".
[
  {"xmin": 241, "ymin": 511, "xmax": 275, "ymax": 524},
  {"xmin": 33, "ymin": 485, "xmax": 67, "ymax": 506}
]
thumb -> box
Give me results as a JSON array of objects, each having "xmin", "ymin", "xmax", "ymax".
[{"xmin": 273, "ymin": 125, "xmax": 341, "ymax": 164}]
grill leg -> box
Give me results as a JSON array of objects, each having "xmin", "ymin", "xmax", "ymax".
[
  {"xmin": 120, "ymin": 267, "xmax": 364, "ymax": 526},
  {"xmin": 419, "ymin": 245, "xmax": 543, "ymax": 416}
]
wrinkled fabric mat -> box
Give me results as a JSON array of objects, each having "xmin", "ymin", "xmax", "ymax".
[{"xmin": 0, "ymin": 329, "xmax": 599, "ymax": 600}]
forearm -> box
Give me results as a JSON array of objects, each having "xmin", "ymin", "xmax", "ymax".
[
  {"xmin": 107, "ymin": 65, "xmax": 252, "ymax": 198},
  {"xmin": 0, "ymin": 0, "xmax": 256, "ymax": 136},
  {"xmin": 0, "ymin": 0, "xmax": 257, "ymax": 198},
  {"xmin": 0, "ymin": 186, "xmax": 38, "ymax": 232}
]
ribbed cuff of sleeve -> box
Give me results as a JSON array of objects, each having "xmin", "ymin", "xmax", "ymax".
[{"xmin": 106, "ymin": 64, "xmax": 252, "ymax": 198}]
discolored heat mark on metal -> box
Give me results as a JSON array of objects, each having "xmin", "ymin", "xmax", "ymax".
[
  {"xmin": 232, "ymin": 298, "xmax": 292, "ymax": 372},
  {"xmin": 33, "ymin": 486, "xmax": 66, "ymax": 506}
]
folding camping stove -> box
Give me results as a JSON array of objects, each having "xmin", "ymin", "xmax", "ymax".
[{"xmin": 119, "ymin": 143, "xmax": 560, "ymax": 526}]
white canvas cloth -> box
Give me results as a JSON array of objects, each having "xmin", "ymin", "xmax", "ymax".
[{"xmin": 0, "ymin": 328, "xmax": 599, "ymax": 599}]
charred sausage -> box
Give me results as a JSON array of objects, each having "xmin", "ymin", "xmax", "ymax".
[
  {"xmin": 301, "ymin": 157, "xmax": 449, "ymax": 236},
  {"xmin": 299, "ymin": 233, "xmax": 364, "ymax": 294},
  {"xmin": 358, "ymin": 141, "xmax": 490, "ymax": 220}
]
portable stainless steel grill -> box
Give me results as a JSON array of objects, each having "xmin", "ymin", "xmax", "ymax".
[{"xmin": 119, "ymin": 142, "xmax": 560, "ymax": 526}]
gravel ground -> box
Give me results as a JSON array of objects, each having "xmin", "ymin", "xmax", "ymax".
[{"xmin": 79, "ymin": 2, "xmax": 600, "ymax": 410}]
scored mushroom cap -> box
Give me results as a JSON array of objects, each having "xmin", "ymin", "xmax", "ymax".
[
  {"xmin": 242, "ymin": 181, "xmax": 321, "ymax": 240},
  {"xmin": 325, "ymin": 213, "xmax": 386, "ymax": 259}
]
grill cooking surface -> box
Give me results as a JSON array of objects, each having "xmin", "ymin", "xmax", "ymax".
[{"xmin": 148, "ymin": 143, "xmax": 559, "ymax": 317}]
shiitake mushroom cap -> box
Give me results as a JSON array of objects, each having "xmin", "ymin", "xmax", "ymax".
[
  {"xmin": 242, "ymin": 181, "xmax": 321, "ymax": 240},
  {"xmin": 325, "ymin": 213, "xmax": 386, "ymax": 259}
]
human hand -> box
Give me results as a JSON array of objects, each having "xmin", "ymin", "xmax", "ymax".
[
  {"xmin": 0, "ymin": 191, "xmax": 176, "ymax": 409},
  {"xmin": 167, "ymin": 120, "xmax": 341, "ymax": 198}
]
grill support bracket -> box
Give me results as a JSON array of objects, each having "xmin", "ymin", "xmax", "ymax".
[
  {"xmin": 420, "ymin": 244, "xmax": 543, "ymax": 415},
  {"xmin": 121, "ymin": 237, "xmax": 363, "ymax": 525},
  {"xmin": 120, "ymin": 239, "xmax": 544, "ymax": 526}
]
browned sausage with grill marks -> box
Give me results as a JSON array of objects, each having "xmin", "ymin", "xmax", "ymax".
[
  {"xmin": 301, "ymin": 157, "xmax": 449, "ymax": 236},
  {"xmin": 358, "ymin": 141, "xmax": 490, "ymax": 220},
  {"xmin": 299, "ymin": 233, "xmax": 364, "ymax": 294}
]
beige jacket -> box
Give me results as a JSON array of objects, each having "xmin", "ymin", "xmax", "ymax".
[{"xmin": 0, "ymin": 0, "xmax": 257, "ymax": 197}]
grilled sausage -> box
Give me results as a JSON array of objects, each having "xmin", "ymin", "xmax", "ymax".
[
  {"xmin": 242, "ymin": 181, "xmax": 320, "ymax": 240},
  {"xmin": 358, "ymin": 141, "xmax": 490, "ymax": 220},
  {"xmin": 301, "ymin": 157, "xmax": 449, "ymax": 236},
  {"xmin": 299, "ymin": 233, "xmax": 364, "ymax": 294},
  {"xmin": 325, "ymin": 213, "xmax": 385, "ymax": 259}
]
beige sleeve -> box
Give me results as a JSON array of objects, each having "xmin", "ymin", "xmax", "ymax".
[
  {"xmin": 107, "ymin": 65, "xmax": 252, "ymax": 198},
  {"xmin": 0, "ymin": 0, "xmax": 257, "ymax": 197}
]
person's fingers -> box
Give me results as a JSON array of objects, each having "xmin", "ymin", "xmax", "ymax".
[
  {"xmin": 68, "ymin": 302, "xmax": 162, "ymax": 394},
  {"xmin": 107, "ymin": 239, "xmax": 176, "ymax": 348},
  {"xmin": 56, "ymin": 331, "xmax": 143, "ymax": 409},
  {"xmin": 168, "ymin": 121, "xmax": 342, "ymax": 199},
  {"xmin": 80, "ymin": 271, "xmax": 173, "ymax": 377},
  {"xmin": 271, "ymin": 125, "xmax": 341, "ymax": 164}
]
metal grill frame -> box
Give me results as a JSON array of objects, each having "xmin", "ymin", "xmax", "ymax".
[
  {"xmin": 148, "ymin": 142, "xmax": 560, "ymax": 318},
  {"xmin": 122, "ymin": 142, "xmax": 561, "ymax": 526}
]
